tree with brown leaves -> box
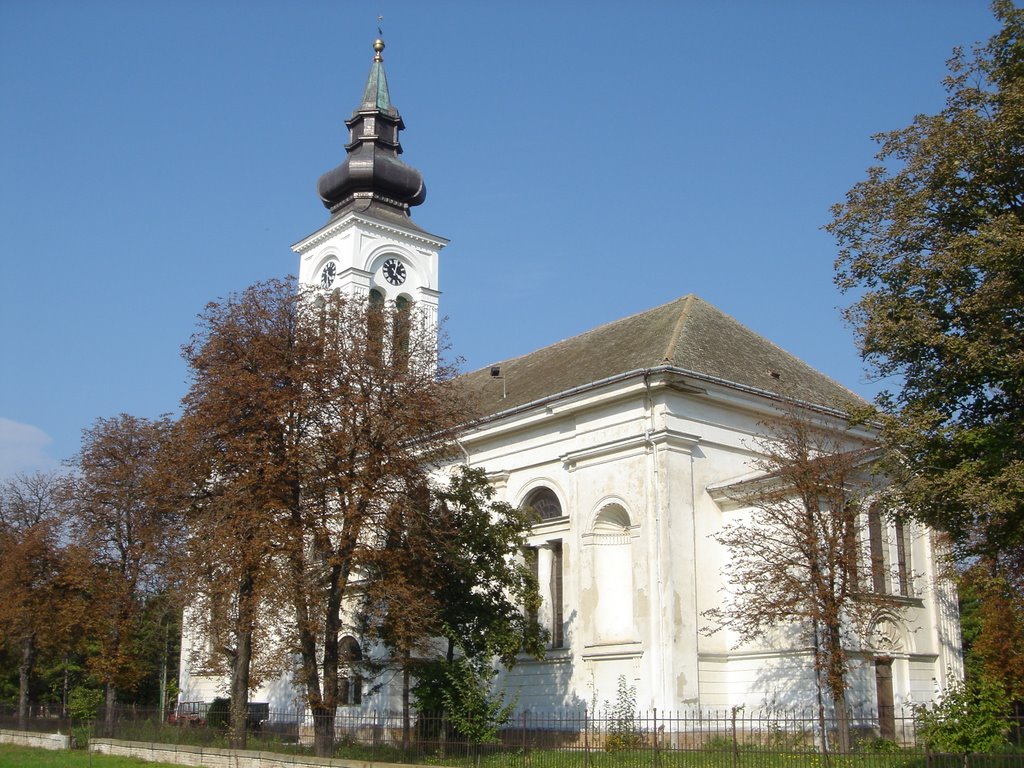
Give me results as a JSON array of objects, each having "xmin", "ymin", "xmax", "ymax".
[
  {"xmin": 703, "ymin": 412, "xmax": 890, "ymax": 755},
  {"xmin": 67, "ymin": 413, "xmax": 181, "ymax": 735},
  {"xmin": 0, "ymin": 471, "xmax": 71, "ymax": 728},
  {"xmin": 180, "ymin": 278, "xmax": 471, "ymax": 756}
]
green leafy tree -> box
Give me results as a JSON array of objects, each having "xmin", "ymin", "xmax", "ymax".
[
  {"xmin": 915, "ymin": 675, "xmax": 1011, "ymax": 756},
  {"xmin": 440, "ymin": 658, "xmax": 515, "ymax": 750},
  {"xmin": 361, "ymin": 466, "xmax": 545, "ymax": 744},
  {"xmin": 826, "ymin": 1, "xmax": 1024, "ymax": 694}
]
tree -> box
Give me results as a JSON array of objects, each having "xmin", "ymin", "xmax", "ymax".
[
  {"xmin": 176, "ymin": 279, "xmax": 303, "ymax": 748},
  {"xmin": 0, "ymin": 472, "xmax": 71, "ymax": 728},
  {"xmin": 826, "ymin": 1, "xmax": 1024, "ymax": 692},
  {"xmin": 702, "ymin": 411, "xmax": 884, "ymax": 754},
  {"xmin": 67, "ymin": 413, "xmax": 181, "ymax": 735},
  {"xmin": 180, "ymin": 278, "xmax": 471, "ymax": 757},
  {"xmin": 359, "ymin": 466, "xmax": 545, "ymax": 743}
]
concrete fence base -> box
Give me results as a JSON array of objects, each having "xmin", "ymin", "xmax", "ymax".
[
  {"xmin": 89, "ymin": 738, "xmax": 430, "ymax": 768},
  {"xmin": 0, "ymin": 728, "xmax": 72, "ymax": 750}
]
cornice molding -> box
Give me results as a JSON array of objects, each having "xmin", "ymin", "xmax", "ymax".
[
  {"xmin": 292, "ymin": 212, "xmax": 448, "ymax": 254},
  {"xmin": 560, "ymin": 428, "xmax": 700, "ymax": 472}
]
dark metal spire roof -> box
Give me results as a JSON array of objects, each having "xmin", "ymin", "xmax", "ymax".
[{"xmin": 317, "ymin": 39, "xmax": 426, "ymax": 219}]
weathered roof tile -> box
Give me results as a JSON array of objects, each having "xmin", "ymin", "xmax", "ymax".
[{"xmin": 457, "ymin": 295, "xmax": 864, "ymax": 419}]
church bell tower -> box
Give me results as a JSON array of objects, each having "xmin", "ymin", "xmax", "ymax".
[{"xmin": 292, "ymin": 38, "xmax": 446, "ymax": 335}]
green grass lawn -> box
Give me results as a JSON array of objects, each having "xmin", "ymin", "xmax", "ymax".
[{"xmin": 0, "ymin": 744, "xmax": 182, "ymax": 768}]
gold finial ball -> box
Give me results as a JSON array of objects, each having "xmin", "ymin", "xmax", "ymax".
[{"xmin": 373, "ymin": 39, "xmax": 385, "ymax": 53}]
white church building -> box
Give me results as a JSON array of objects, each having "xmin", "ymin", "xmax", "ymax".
[{"xmin": 180, "ymin": 38, "xmax": 962, "ymax": 726}]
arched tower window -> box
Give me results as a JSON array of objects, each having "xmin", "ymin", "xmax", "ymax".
[
  {"xmin": 367, "ymin": 289, "xmax": 385, "ymax": 364},
  {"xmin": 339, "ymin": 636, "xmax": 363, "ymax": 706},
  {"xmin": 393, "ymin": 294, "xmax": 412, "ymax": 368}
]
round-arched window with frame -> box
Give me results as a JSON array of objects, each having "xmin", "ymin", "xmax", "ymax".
[{"xmin": 523, "ymin": 487, "xmax": 563, "ymax": 521}]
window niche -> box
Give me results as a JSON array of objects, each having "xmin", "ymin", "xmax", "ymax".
[{"xmin": 588, "ymin": 503, "xmax": 635, "ymax": 645}]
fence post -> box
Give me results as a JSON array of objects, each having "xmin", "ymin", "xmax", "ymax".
[
  {"xmin": 520, "ymin": 711, "xmax": 528, "ymax": 768},
  {"xmin": 373, "ymin": 709, "xmax": 379, "ymax": 762},
  {"xmin": 584, "ymin": 710, "xmax": 590, "ymax": 768},
  {"xmin": 731, "ymin": 706, "xmax": 739, "ymax": 768},
  {"xmin": 653, "ymin": 708, "xmax": 660, "ymax": 768}
]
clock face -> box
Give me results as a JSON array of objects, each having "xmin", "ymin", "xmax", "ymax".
[
  {"xmin": 382, "ymin": 258, "xmax": 406, "ymax": 286},
  {"xmin": 320, "ymin": 261, "xmax": 337, "ymax": 288}
]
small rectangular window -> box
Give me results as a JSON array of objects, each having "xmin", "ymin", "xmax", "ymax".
[
  {"xmin": 868, "ymin": 505, "xmax": 888, "ymax": 594},
  {"xmin": 895, "ymin": 516, "xmax": 912, "ymax": 596}
]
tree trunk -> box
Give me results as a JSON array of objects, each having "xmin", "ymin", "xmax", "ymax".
[
  {"xmin": 229, "ymin": 573, "xmax": 256, "ymax": 749},
  {"xmin": 312, "ymin": 564, "xmax": 344, "ymax": 758},
  {"xmin": 104, "ymin": 682, "xmax": 117, "ymax": 737},
  {"xmin": 810, "ymin": 620, "xmax": 831, "ymax": 766},
  {"xmin": 18, "ymin": 635, "xmax": 34, "ymax": 730},
  {"xmin": 62, "ymin": 653, "xmax": 70, "ymax": 719},
  {"xmin": 313, "ymin": 702, "xmax": 336, "ymax": 757},
  {"xmin": 159, "ymin": 619, "xmax": 168, "ymax": 722},
  {"xmin": 833, "ymin": 692, "xmax": 851, "ymax": 754},
  {"xmin": 402, "ymin": 655, "xmax": 411, "ymax": 750}
]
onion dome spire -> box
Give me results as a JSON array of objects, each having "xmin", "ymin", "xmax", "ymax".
[{"xmin": 317, "ymin": 38, "xmax": 426, "ymax": 219}]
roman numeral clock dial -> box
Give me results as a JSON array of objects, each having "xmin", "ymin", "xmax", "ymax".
[{"xmin": 382, "ymin": 258, "xmax": 406, "ymax": 286}]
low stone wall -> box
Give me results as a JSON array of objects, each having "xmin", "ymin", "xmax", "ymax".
[
  {"xmin": 90, "ymin": 738, "xmax": 425, "ymax": 768},
  {"xmin": 0, "ymin": 727, "xmax": 72, "ymax": 750}
]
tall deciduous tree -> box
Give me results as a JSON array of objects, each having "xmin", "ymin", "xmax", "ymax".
[
  {"xmin": 826, "ymin": 1, "xmax": 1024, "ymax": 693},
  {"xmin": 181, "ymin": 278, "xmax": 470, "ymax": 757},
  {"xmin": 0, "ymin": 472, "xmax": 71, "ymax": 728},
  {"xmin": 703, "ymin": 412, "xmax": 884, "ymax": 754},
  {"xmin": 176, "ymin": 279, "xmax": 301, "ymax": 748},
  {"xmin": 68, "ymin": 413, "xmax": 181, "ymax": 735}
]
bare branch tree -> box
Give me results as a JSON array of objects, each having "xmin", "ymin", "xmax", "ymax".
[{"xmin": 704, "ymin": 410, "xmax": 890, "ymax": 754}]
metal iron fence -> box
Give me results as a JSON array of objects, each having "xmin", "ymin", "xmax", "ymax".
[{"xmin": 2, "ymin": 703, "xmax": 1023, "ymax": 767}]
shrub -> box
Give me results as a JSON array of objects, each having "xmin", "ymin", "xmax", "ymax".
[
  {"xmin": 915, "ymin": 676, "xmax": 1011, "ymax": 754},
  {"xmin": 67, "ymin": 687, "xmax": 103, "ymax": 721},
  {"xmin": 604, "ymin": 676, "xmax": 642, "ymax": 752},
  {"xmin": 206, "ymin": 697, "xmax": 231, "ymax": 731}
]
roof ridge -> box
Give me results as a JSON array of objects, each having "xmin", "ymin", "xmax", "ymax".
[
  {"xmin": 482, "ymin": 295, "xmax": 696, "ymax": 370},
  {"xmin": 663, "ymin": 294, "xmax": 696, "ymax": 363}
]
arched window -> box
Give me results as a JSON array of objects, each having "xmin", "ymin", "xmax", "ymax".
[
  {"xmin": 524, "ymin": 487, "xmax": 563, "ymax": 521},
  {"xmin": 339, "ymin": 636, "xmax": 362, "ymax": 706},
  {"xmin": 521, "ymin": 487, "xmax": 565, "ymax": 648},
  {"xmin": 393, "ymin": 294, "xmax": 411, "ymax": 368}
]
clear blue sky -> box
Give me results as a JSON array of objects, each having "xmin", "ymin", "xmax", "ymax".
[{"xmin": 0, "ymin": 0, "xmax": 1003, "ymax": 478}]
